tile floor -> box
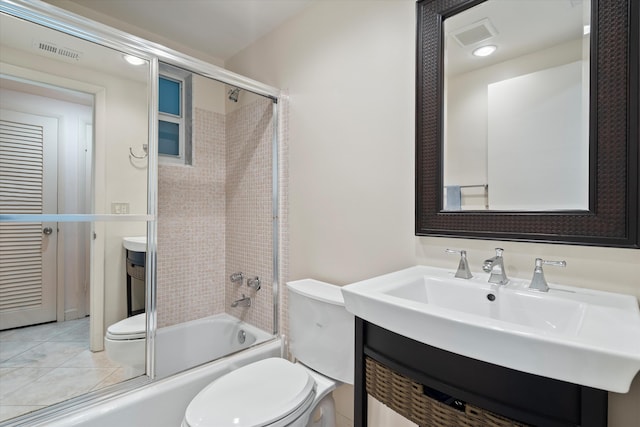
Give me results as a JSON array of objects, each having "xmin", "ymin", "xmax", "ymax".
[{"xmin": 0, "ymin": 317, "xmax": 129, "ymax": 422}]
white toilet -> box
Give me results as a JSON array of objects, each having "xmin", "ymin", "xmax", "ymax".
[
  {"xmin": 104, "ymin": 313, "xmax": 146, "ymax": 377},
  {"xmin": 182, "ymin": 279, "xmax": 354, "ymax": 427}
]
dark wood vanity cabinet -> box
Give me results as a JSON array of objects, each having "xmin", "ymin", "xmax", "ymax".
[{"xmin": 354, "ymin": 318, "xmax": 608, "ymax": 427}]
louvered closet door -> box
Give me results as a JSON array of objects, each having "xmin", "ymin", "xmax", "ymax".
[{"xmin": 0, "ymin": 109, "xmax": 58, "ymax": 330}]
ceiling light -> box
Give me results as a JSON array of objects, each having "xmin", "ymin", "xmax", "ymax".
[
  {"xmin": 123, "ymin": 54, "xmax": 145, "ymax": 66},
  {"xmin": 472, "ymin": 45, "xmax": 497, "ymax": 57}
]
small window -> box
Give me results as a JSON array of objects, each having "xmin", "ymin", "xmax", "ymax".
[
  {"xmin": 158, "ymin": 120, "xmax": 180, "ymax": 156},
  {"xmin": 159, "ymin": 77, "xmax": 181, "ymax": 116},
  {"xmin": 158, "ymin": 63, "xmax": 192, "ymax": 165}
]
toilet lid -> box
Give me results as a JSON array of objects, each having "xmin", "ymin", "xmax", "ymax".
[
  {"xmin": 106, "ymin": 313, "xmax": 146, "ymax": 340},
  {"xmin": 184, "ymin": 358, "xmax": 315, "ymax": 427}
]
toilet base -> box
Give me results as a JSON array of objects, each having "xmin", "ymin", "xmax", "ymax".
[
  {"xmin": 122, "ymin": 365, "xmax": 145, "ymax": 378},
  {"xmin": 308, "ymin": 394, "xmax": 336, "ymax": 427},
  {"xmin": 104, "ymin": 336, "xmax": 145, "ymax": 376}
]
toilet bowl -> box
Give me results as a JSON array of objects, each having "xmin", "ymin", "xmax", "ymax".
[
  {"xmin": 104, "ymin": 313, "xmax": 146, "ymax": 377},
  {"xmin": 182, "ymin": 279, "xmax": 354, "ymax": 427}
]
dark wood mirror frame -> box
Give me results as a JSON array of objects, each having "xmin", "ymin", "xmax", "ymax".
[{"xmin": 416, "ymin": 0, "xmax": 639, "ymax": 247}]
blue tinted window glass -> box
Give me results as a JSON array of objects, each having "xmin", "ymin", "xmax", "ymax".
[
  {"xmin": 159, "ymin": 77, "xmax": 181, "ymax": 115},
  {"xmin": 158, "ymin": 120, "xmax": 180, "ymax": 156}
]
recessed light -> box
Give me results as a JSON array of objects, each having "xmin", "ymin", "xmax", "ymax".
[
  {"xmin": 472, "ymin": 45, "xmax": 497, "ymax": 57},
  {"xmin": 123, "ymin": 54, "xmax": 145, "ymax": 66}
]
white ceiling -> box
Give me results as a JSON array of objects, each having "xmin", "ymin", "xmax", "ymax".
[
  {"xmin": 445, "ymin": 0, "xmax": 588, "ymax": 76},
  {"xmin": 0, "ymin": 12, "xmax": 150, "ymax": 82},
  {"xmin": 55, "ymin": 0, "xmax": 314, "ymax": 61}
]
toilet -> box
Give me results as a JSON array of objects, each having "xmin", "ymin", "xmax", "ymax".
[
  {"xmin": 104, "ymin": 313, "xmax": 146, "ymax": 377},
  {"xmin": 182, "ymin": 279, "xmax": 354, "ymax": 427}
]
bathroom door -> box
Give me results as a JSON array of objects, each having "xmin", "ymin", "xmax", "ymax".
[{"xmin": 0, "ymin": 109, "xmax": 58, "ymax": 330}]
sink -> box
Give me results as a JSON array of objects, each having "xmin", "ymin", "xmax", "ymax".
[
  {"xmin": 383, "ymin": 277, "xmax": 586, "ymax": 335},
  {"xmin": 341, "ymin": 265, "xmax": 640, "ymax": 392},
  {"xmin": 122, "ymin": 236, "xmax": 146, "ymax": 252}
]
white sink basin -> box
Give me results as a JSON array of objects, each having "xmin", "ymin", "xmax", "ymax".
[
  {"xmin": 122, "ymin": 236, "xmax": 146, "ymax": 252},
  {"xmin": 383, "ymin": 277, "xmax": 586, "ymax": 336},
  {"xmin": 341, "ymin": 265, "xmax": 640, "ymax": 393}
]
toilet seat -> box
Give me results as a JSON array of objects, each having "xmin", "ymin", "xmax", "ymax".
[
  {"xmin": 183, "ymin": 358, "xmax": 316, "ymax": 427},
  {"xmin": 105, "ymin": 313, "xmax": 146, "ymax": 340}
]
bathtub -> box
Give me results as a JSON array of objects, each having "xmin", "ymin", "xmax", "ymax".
[
  {"xmin": 155, "ymin": 313, "xmax": 274, "ymax": 379},
  {"xmin": 23, "ymin": 316, "xmax": 280, "ymax": 427}
]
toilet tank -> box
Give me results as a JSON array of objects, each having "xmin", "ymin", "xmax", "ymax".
[{"xmin": 287, "ymin": 279, "xmax": 354, "ymax": 384}]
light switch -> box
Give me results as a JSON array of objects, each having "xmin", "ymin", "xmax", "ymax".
[{"xmin": 111, "ymin": 202, "xmax": 130, "ymax": 214}]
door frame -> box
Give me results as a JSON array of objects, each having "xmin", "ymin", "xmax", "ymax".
[{"xmin": 1, "ymin": 62, "xmax": 107, "ymax": 351}]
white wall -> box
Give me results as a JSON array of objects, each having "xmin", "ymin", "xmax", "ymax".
[
  {"xmin": 193, "ymin": 74, "xmax": 226, "ymax": 114},
  {"xmin": 227, "ymin": 0, "xmax": 417, "ymax": 287},
  {"xmin": 226, "ymin": 1, "xmax": 640, "ymax": 426},
  {"xmin": 445, "ymin": 39, "xmax": 584, "ymax": 209},
  {"xmin": 487, "ymin": 61, "xmax": 587, "ymax": 210}
]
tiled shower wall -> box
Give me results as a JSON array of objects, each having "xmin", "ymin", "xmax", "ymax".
[
  {"xmin": 157, "ymin": 108, "xmax": 226, "ymax": 327},
  {"xmin": 225, "ymin": 98, "xmax": 275, "ymax": 331},
  {"xmin": 157, "ymin": 97, "xmax": 280, "ymax": 333}
]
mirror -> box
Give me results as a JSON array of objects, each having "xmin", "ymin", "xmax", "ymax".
[
  {"xmin": 443, "ymin": 0, "xmax": 590, "ymax": 211},
  {"xmin": 0, "ymin": 12, "xmax": 149, "ymax": 216},
  {"xmin": 416, "ymin": 0, "xmax": 639, "ymax": 247},
  {"xmin": 0, "ymin": 11, "xmax": 150, "ymax": 421}
]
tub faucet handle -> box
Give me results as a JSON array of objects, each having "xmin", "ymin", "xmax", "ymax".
[
  {"xmin": 445, "ymin": 249, "xmax": 473, "ymax": 279},
  {"xmin": 247, "ymin": 276, "xmax": 261, "ymax": 291},
  {"xmin": 230, "ymin": 272, "xmax": 244, "ymax": 284}
]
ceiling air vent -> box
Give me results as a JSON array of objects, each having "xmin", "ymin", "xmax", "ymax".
[
  {"xmin": 450, "ymin": 18, "xmax": 498, "ymax": 48},
  {"xmin": 32, "ymin": 40, "xmax": 82, "ymax": 61}
]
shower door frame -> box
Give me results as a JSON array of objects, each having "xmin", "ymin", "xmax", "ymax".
[{"xmin": 0, "ymin": 0, "xmax": 282, "ymax": 424}]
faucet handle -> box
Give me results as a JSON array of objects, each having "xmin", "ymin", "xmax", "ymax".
[
  {"xmin": 529, "ymin": 258, "xmax": 566, "ymax": 292},
  {"xmin": 247, "ymin": 276, "xmax": 261, "ymax": 291},
  {"xmin": 494, "ymin": 248, "xmax": 504, "ymax": 257},
  {"xmin": 536, "ymin": 258, "xmax": 566, "ymax": 269},
  {"xmin": 230, "ymin": 272, "xmax": 244, "ymax": 284},
  {"xmin": 445, "ymin": 249, "xmax": 473, "ymax": 279}
]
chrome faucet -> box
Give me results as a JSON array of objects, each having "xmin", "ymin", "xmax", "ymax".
[
  {"xmin": 482, "ymin": 248, "xmax": 509, "ymax": 285},
  {"xmin": 445, "ymin": 249, "xmax": 473, "ymax": 279},
  {"xmin": 230, "ymin": 272, "xmax": 244, "ymax": 284},
  {"xmin": 231, "ymin": 294, "xmax": 251, "ymax": 308},
  {"xmin": 529, "ymin": 258, "xmax": 566, "ymax": 292},
  {"xmin": 247, "ymin": 276, "xmax": 261, "ymax": 290}
]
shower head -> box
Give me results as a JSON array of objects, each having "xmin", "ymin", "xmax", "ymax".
[{"xmin": 228, "ymin": 87, "xmax": 240, "ymax": 102}]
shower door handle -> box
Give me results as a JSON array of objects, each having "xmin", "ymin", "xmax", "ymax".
[{"xmin": 43, "ymin": 227, "xmax": 53, "ymax": 235}]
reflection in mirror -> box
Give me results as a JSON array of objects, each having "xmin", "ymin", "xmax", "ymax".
[
  {"xmin": 0, "ymin": 11, "xmax": 149, "ymax": 215},
  {"xmin": 443, "ymin": 0, "xmax": 590, "ymax": 211},
  {"xmin": 0, "ymin": 220, "xmax": 148, "ymax": 421},
  {"xmin": 0, "ymin": 11, "xmax": 149, "ymax": 422}
]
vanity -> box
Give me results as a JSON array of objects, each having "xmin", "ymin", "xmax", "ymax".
[
  {"xmin": 356, "ymin": 320, "xmax": 606, "ymax": 427},
  {"xmin": 342, "ymin": 265, "xmax": 640, "ymax": 427},
  {"xmin": 123, "ymin": 236, "xmax": 147, "ymax": 317}
]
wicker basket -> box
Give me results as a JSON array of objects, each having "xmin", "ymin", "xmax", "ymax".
[
  {"xmin": 126, "ymin": 262, "xmax": 145, "ymax": 281},
  {"xmin": 365, "ymin": 357, "xmax": 529, "ymax": 427}
]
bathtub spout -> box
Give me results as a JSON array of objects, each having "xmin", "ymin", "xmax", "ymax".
[{"xmin": 231, "ymin": 294, "xmax": 251, "ymax": 308}]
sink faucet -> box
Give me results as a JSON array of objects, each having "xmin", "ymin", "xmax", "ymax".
[
  {"xmin": 231, "ymin": 294, "xmax": 251, "ymax": 308},
  {"xmin": 482, "ymin": 248, "xmax": 509, "ymax": 285},
  {"xmin": 529, "ymin": 258, "xmax": 566, "ymax": 292}
]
